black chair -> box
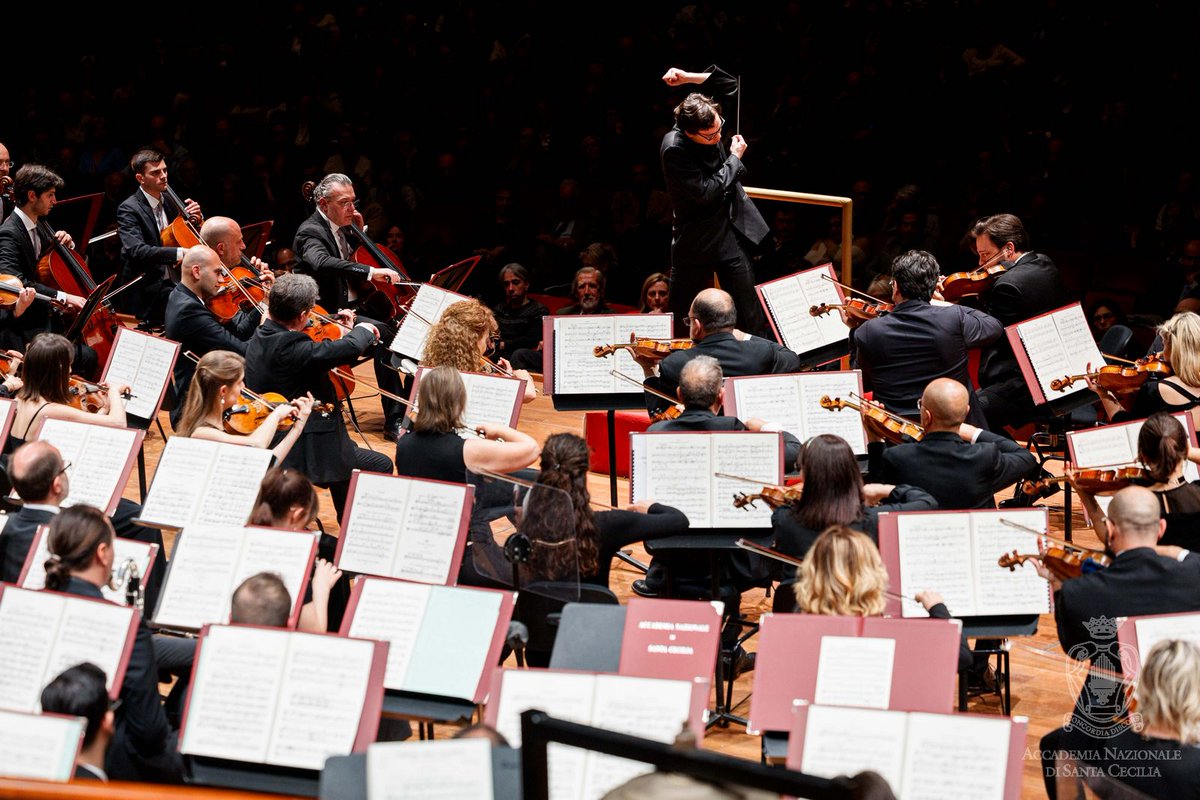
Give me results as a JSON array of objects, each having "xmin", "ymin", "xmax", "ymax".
[
  {"xmin": 513, "ymin": 582, "xmax": 620, "ymax": 668},
  {"xmin": 548, "ymin": 603, "xmax": 627, "ymax": 671}
]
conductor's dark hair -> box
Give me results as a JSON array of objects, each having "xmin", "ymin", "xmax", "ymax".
[
  {"xmin": 40, "ymin": 663, "xmax": 109, "ymax": 748},
  {"xmin": 673, "ymin": 93, "xmax": 721, "ymax": 134},
  {"xmin": 972, "ymin": 213, "xmax": 1030, "ymax": 252},
  {"xmin": 13, "ymin": 164, "xmax": 64, "ymax": 206},
  {"xmin": 891, "ymin": 250, "xmax": 940, "ymax": 302}
]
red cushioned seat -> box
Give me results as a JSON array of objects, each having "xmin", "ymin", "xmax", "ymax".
[{"xmin": 584, "ymin": 409, "xmax": 653, "ymax": 478}]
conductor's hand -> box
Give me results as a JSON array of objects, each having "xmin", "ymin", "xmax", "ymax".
[
  {"xmin": 730, "ymin": 134, "xmax": 748, "ymax": 159},
  {"xmin": 661, "ymin": 68, "xmax": 687, "ymax": 86}
]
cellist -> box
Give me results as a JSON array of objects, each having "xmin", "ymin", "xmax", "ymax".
[
  {"xmin": 294, "ymin": 173, "xmax": 408, "ymax": 441},
  {"xmin": 0, "ymin": 164, "xmax": 94, "ymax": 374},
  {"xmin": 116, "ymin": 148, "xmax": 204, "ymax": 327}
]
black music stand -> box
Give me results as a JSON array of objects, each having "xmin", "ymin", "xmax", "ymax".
[
  {"xmin": 428, "ymin": 255, "xmax": 481, "ymax": 293},
  {"xmin": 380, "ymin": 691, "xmax": 478, "ymax": 741},
  {"xmin": 185, "ymin": 755, "xmax": 321, "ymax": 798},
  {"xmin": 63, "ymin": 274, "xmax": 117, "ymax": 344},
  {"xmin": 319, "ymin": 746, "xmax": 523, "ymax": 800},
  {"xmin": 957, "ymin": 614, "xmax": 1040, "ymax": 715}
]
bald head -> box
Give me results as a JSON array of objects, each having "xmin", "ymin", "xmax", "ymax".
[
  {"xmin": 180, "ymin": 245, "xmax": 224, "ymax": 298},
  {"xmin": 690, "ymin": 289, "xmax": 737, "ymax": 335},
  {"xmin": 199, "ymin": 216, "xmax": 243, "ymax": 268},
  {"xmin": 921, "ymin": 378, "xmax": 970, "ymax": 429},
  {"xmin": 0, "ymin": 142, "xmax": 10, "ymax": 179},
  {"xmin": 9, "ymin": 441, "xmax": 65, "ymax": 504},
  {"xmin": 1108, "ymin": 486, "xmax": 1166, "ymax": 549}
]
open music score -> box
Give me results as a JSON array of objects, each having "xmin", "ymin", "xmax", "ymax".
[
  {"xmin": 179, "ymin": 624, "xmax": 387, "ymax": 771},
  {"xmin": 787, "ymin": 703, "xmax": 1026, "ymax": 800},
  {"xmin": 545, "ymin": 313, "xmax": 673, "ymax": 396},
  {"xmin": 747, "ymin": 614, "xmax": 962, "ymax": 736},
  {"xmin": 0, "ymin": 585, "xmax": 137, "ymax": 713},
  {"xmin": 152, "ymin": 526, "xmax": 316, "ymax": 632},
  {"xmin": 877, "ymin": 508, "xmax": 1052, "ymax": 618},
  {"xmin": 1117, "ymin": 611, "xmax": 1200, "ymax": 680},
  {"xmin": 485, "ymin": 668, "xmax": 707, "ymax": 800},
  {"xmin": 630, "ymin": 431, "xmax": 783, "ymax": 528},
  {"xmin": 1068, "ymin": 411, "xmax": 1200, "ymax": 477},
  {"xmin": 19, "ymin": 529, "xmax": 157, "ymax": 607},
  {"xmin": 1007, "ymin": 302, "xmax": 1104, "ymax": 405},
  {"xmin": 136, "ymin": 437, "xmax": 275, "ymax": 530},
  {"xmin": 755, "ymin": 263, "xmax": 850, "ymax": 358},
  {"xmin": 723, "ymin": 370, "xmax": 868, "ymax": 455},
  {"xmin": 0, "ymin": 398, "xmax": 15, "ymax": 450},
  {"xmin": 28, "ymin": 418, "xmax": 143, "ymax": 515},
  {"xmin": 99, "ymin": 327, "xmax": 181, "ymax": 420},
  {"xmin": 0, "ymin": 709, "xmax": 86, "ymax": 782},
  {"xmin": 335, "ymin": 471, "xmax": 473, "ymax": 585},
  {"xmin": 388, "ymin": 283, "xmax": 471, "ymax": 360},
  {"xmin": 367, "ymin": 738, "xmax": 494, "ymax": 800},
  {"xmin": 341, "ymin": 577, "xmax": 514, "ymax": 702},
  {"xmin": 411, "ymin": 366, "xmax": 525, "ymax": 437}
]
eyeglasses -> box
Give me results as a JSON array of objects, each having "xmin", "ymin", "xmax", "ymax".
[
  {"xmin": 58, "ymin": 461, "xmax": 72, "ymax": 475},
  {"xmin": 692, "ymin": 117, "xmax": 725, "ymax": 143}
]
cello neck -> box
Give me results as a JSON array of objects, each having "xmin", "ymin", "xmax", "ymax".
[
  {"xmin": 162, "ymin": 184, "xmax": 202, "ymax": 231},
  {"xmin": 348, "ymin": 222, "xmax": 400, "ymax": 271},
  {"xmin": 37, "ymin": 219, "xmax": 95, "ymax": 292}
]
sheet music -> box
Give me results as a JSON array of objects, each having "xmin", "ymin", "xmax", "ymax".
[
  {"xmin": 339, "ymin": 473, "xmax": 412, "ymax": 577},
  {"xmin": 23, "ymin": 533, "xmax": 153, "ymax": 605},
  {"xmin": 611, "ymin": 315, "xmax": 673, "ymax": 387},
  {"xmin": 1018, "ymin": 305, "xmax": 1102, "ymax": 400},
  {"xmin": 34, "ymin": 419, "xmax": 138, "ymax": 512},
  {"xmin": 182, "ymin": 625, "xmax": 289, "ymax": 764},
  {"xmin": 234, "ymin": 529, "xmax": 315, "ymax": 621},
  {"xmin": 634, "ymin": 434, "xmax": 715, "ymax": 526},
  {"xmin": 267, "ymin": 634, "xmax": 375, "ymax": 769},
  {"xmin": 404, "ymin": 587, "xmax": 503, "ymax": 699},
  {"xmin": 758, "ymin": 266, "xmax": 848, "ymax": 355},
  {"xmin": 0, "ymin": 398, "xmax": 14, "ymax": 446},
  {"xmin": 152, "ymin": 526, "xmax": 245, "ymax": 629},
  {"xmin": 731, "ymin": 375, "xmax": 802, "ymax": 435},
  {"xmin": 900, "ymin": 713, "xmax": 1010, "ymax": 800},
  {"xmin": 493, "ymin": 671, "xmax": 598, "ymax": 748},
  {"xmin": 0, "ymin": 710, "xmax": 85, "ymax": 782},
  {"xmin": 101, "ymin": 328, "xmax": 178, "ymax": 419},
  {"xmin": 44, "ymin": 599, "xmax": 133, "ymax": 701},
  {"xmin": 813, "ymin": 636, "xmax": 895, "ymax": 709},
  {"xmin": 711, "ymin": 435, "xmax": 780, "ymax": 527},
  {"xmin": 1068, "ymin": 424, "xmax": 1138, "ymax": 468},
  {"xmin": 140, "ymin": 438, "xmax": 274, "ymax": 529},
  {"xmin": 1134, "ymin": 614, "xmax": 1200, "ymax": 664},
  {"xmin": 459, "ymin": 371, "xmax": 523, "ymax": 436},
  {"xmin": 799, "ymin": 705, "xmax": 908, "ymax": 792},
  {"xmin": 389, "ymin": 285, "xmax": 467, "ymax": 360},
  {"xmin": 138, "ymin": 436, "xmax": 213, "ymax": 526},
  {"xmin": 971, "ymin": 511, "xmax": 1051, "ymax": 615},
  {"xmin": 0, "ymin": 588, "xmax": 63, "ymax": 712},
  {"xmin": 581, "ymin": 676, "xmax": 695, "ymax": 800},
  {"xmin": 346, "ymin": 579, "xmax": 432, "ymax": 691},
  {"xmin": 366, "ymin": 739, "xmax": 494, "ymax": 800},
  {"xmin": 553, "ymin": 315, "xmax": 672, "ymax": 394},
  {"xmin": 395, "ymin": 479, "xmax": 469, "ymax": 584},
  {"xmin": 896, "ymin": 514, "xmax": 977, "ymax": 617},
  {"xmin": 798, "ymin": 373, "xmax": 869, "ymax": 455},
  {"xmin": 194, "ymin": 445, "xmax": 276, "ymax": 526}
]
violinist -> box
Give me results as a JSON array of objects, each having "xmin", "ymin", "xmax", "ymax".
[
  {"xmin": 770, "ymin": 434, "xmax": 936, "ymax": 610},
  {"xmin": 645, "ymin": 356, "xmax": 801, "ymax": 469},
  {"xmin": 422, "ymin": 298, "xmax": 537, "ymax": 404},
  {"xmin": 636, "ymin": 288, "xmax": 807, "ymax": 419},
  {"xmin": 242, "ymin": 273, "xmax": 393, "ymax": 523},
  {"xmin": 967, "ymin": 213, "xmax": 1067, "ymax": 431},
  {"xmin": 175, "ymin": 350, "xmax": 314, "ymax": 464},
  {"xmin": 116, "ymin": 148, "xmax": 203, "ymax": 327},
  {"xmin": 1033, "ymin": 485, "xmax": 1200, "ymax": 796},
  {"xmin": 164, "ymin": 245, "xmax": 265, "ymax": 429},
  {"xmin": 852, "ymin": 250, "xmax": 1002, "ymax": 431},
  {"xmin": 293, "ymin": 173, "xmax": 408, "ymax": 441},
  {"xmin": 0, "ymin": 164, "xmax": 94, "ymax": 374},
  {"xmin": 1090, "ymin": 312, "xmax": 1200, "ymax": 427},
  {"xmin": 880, "ymin": 378, "xmax": 1038, "ymax": 510}
]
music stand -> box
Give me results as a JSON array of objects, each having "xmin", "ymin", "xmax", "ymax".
[
  {"xmin": 241, "ymin": 220, "xmax": 275, "ymax": 261},
  {"xmin": 319, "ymin": 747, "xmax": 523, "ymax": 800},
  {"xmin": 428, "ymin": 255, "xmax": 480, "ymax": 293},
  {"xmin": 63, "ymin": 275, "xmax": 118, "ymax": 344}
]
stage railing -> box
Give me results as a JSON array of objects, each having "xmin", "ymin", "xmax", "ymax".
[{"xmin": 745, "ymin": 187, "xmax": 854, "ymax": 288}]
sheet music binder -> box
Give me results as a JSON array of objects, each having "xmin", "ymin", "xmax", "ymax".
[
  {"xmin": 746, "ymin": 614, "xmax": 961, "ymax": 735},
  {"xmin": 542, "ymin": 313, "xmax": 674, "ymax": 411},
  {"xmin": 27, "ymin": 417, "xmax": 144, "ymax": 516},
  {"xmin": 410, "ymin": 366, "xmax": 525, "ymax": 432},
  {"xmin": 1116, "ymin": 611, "xmax": 1200, "ymax": 679},
  {"xmin": 318, "ymin": 746, "xmax": 523, "ymax": 800},
  {"xmin": 0, "ymin": 398, "xmax": 16, "ymax": 450},
  {"xmin": 1006, "ymin": 301, "xmax": 1104, "ymax": 412},
  {"xmin": 722, "ymin": 369, "xmax": 868, "ymax": 455},
  {"xmin": 755, "ymin": 263, "xmax": 851, "ymax": 364},
  {"xmin": 99, "ymin": 326, "xmax": 181, "ymax": 422}
]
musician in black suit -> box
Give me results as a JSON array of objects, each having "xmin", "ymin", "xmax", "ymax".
[
  {"xmin": 638, "ymin": 288, "xmax": 807, "ymax": 418},
  {"xmin": 853, "ymin": 250, "xmax": 1003, "ymax": 429},
  {"xmin": 660, "ymin": 66, "xmax": 770, "ymax": 337},
  {"xmin": 880, "ymin": 378, "xmax": 1039, "ymax": 509},
  {"xmin": 294, "ymin": 173, "xmax": 408, "ymax": 440},
  {"xmin": 43, "ymin": 506, "xmax": 184, "ymax": 783},
  {"xmin": 242, "ymin": 272, "xmax": 393, "ymax": 521},
  {"xmin": 1035, "ymin": 486, "xmax": 1200, "ymax": 798},
  {"xmin": 116, "ymin": 148, "xmax": 203, "ymax": 327},
  {"xmin": 967, "ymin": 214, "xmax": 1068, "ymax": 431},
  {"xmin": 40, "ymin": 663, "xmax": 115, "ymax": 782},
  {"xmin": 0, "ymin": 165, "xmax": 93, "ymax": 373},
  {"xmin": 164, "ymin": 245, "xmax": 267, "ymax": 428}
]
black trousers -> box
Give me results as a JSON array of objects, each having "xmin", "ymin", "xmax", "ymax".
[{"xmin": 669, "ymin": 243, "xmax": 766, "ymax": 338}]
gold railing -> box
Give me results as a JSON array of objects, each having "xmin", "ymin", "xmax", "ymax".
[
  {"xmin": 0, "ymin": 779, "xmax": 297, "ymax": 799},
  {"xmin": 744, "ymin": 187, "xmax": 853, "ymax": 287}
]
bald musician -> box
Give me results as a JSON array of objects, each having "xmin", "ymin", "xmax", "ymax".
[{"xmin": 880, "ymin": 378, "xmax": 1038, "ymax": 510}]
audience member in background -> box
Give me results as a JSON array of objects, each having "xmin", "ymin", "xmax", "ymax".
[
  {"xmin": 556, "ymin": 266, "xmax": 611, "ymax": 315},
  {"xmin": 638, "ymin": 272, "xmax": 670, "ymax": 314},
  {"xmin": 272, "ymin": 246, "xmax": 300, "ymax": 276},
  {"xmin": 491, "ymin": 263, "xmax": 548, "ymax": 360},
  {"xmin": 40, "ymin": 663, "xmax": 115, "ymax": 781},
  {"xmin": 1086, "ymin": 296, "xmax": 1140, "ymax": 360}
]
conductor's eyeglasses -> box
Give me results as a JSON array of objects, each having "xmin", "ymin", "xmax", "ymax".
[{"xmin": 693, "ymin": 117, "xmax": 724, "ymax": 143}]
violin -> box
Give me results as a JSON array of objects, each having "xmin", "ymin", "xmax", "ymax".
[
  {"xmin": 67, "ymin": 378, "xmax": 132, "ymax": 414},
  {"xmin": 0, "ymin": 275, "xmax": 70, "ymax": 314},
  {"xmin": 299, "ymin": 306, "xmax": 356, "ymax": 400},
  {"xmin": 819, "ymin": 393, "xmax": 925, "ymax": 444},
  {"xmin": 608, "ymin": 368, "xmax": 686, "ymax": 422},
  {"xmin": 1050, "ymin": 353, "xmax": 1173, "ymax": 408},
  {"xmin": 809, "ymin": 298, "xmax": 892, "ymax": 325},
  {"xmin": 938, "ymin": 247, "xmax": 1009, "ymax": 302},
  {"xmin": 594, "ymin": 335, "xmax": 694, "ymax": 359},
  {"xmin": 223, "ymin": 391, "xmax": 334, "ymax": 436},
  {"xmin": 732, "ymin": 484, "xmax": 803, "ymax": 510},
  {"xmin": 0, "ymin": 350, "xmax": 23, "ymax": 382},
  {"xmin": 999, "ymin": 546, "xmax": 1113, "ymax": 583},
  {"xmin": 1017, "ymin": 466, "xmax": 1148, "ymax": 498}
]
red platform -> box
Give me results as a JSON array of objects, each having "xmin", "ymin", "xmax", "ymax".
[{"xmin": 584, "ymin": 409, "xmax": 653, "ymax": 479}]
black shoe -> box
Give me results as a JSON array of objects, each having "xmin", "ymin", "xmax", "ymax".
[
  {"xmin": 966, "ymin": 666, "xmax": 998, "ymax": 695},
  {"xmin": 722, "ymin": 646, "xmax": 756, "ymax": 678},
  {"xmin": 631, "ymin": 579, "xmax": 660, "ymax": 598},
  {"xmin": 382, "ymin": 420, "xmax": 404, "ymax": 443}
]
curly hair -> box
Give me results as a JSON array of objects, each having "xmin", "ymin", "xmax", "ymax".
[
  {"xmin": 522, "ymin": 433, "xmax": 599, "ymax": 579},
  {"xmin": 421, "ymin": 299, "xmax": 498, "ymax": 373},
  {"xmin": 794, "ymin": 525, "xmax": 889, "ymax": 616}
]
